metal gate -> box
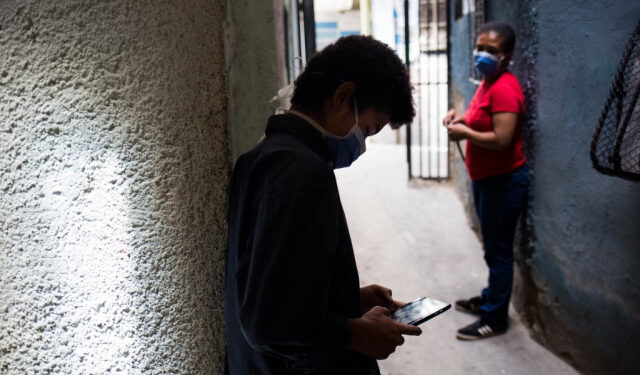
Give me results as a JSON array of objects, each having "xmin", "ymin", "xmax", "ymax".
[{"xmin": 406, "ymin": 0, "xmax": 450, "ymax": 179}]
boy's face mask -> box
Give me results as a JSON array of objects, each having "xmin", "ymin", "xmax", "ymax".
[
  {"xmin": 287, "ymin": 99, "xmax": 366, "ymax": 169},
  {"xmin": 473, "ymin": 50, "xmax": 503, "ymax": 75},
  {"xmin": 324, "ymin": 100, "xmax": 365, "ymax": 169}
]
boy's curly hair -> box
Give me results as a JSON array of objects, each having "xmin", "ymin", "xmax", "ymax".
[{"xmin": 291, "ymin": 35, "xmax": 415, "ymax": 128}]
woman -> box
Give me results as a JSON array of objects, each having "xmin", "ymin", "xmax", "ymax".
[{"xmin": 443, "ymin": 22, "xmax": 529, "ymax": 340}]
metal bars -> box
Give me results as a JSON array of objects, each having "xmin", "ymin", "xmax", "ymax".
[{"xmin": 407, "ymin": 0, "xmax": 450, "ymax": 179}]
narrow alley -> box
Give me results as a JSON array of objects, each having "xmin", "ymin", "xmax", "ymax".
[
  {"xmin": 335, "ymin": 144, "xmax": 577, "ymax": 375},
  {"xmin": 2, "ymin": 1, "xmax": 638, "ymax": 373}
]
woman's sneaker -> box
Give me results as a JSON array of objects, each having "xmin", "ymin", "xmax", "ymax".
[
  {"xmin": 456, "ymin": 319, "xmax": 507, "ymax": 340},
  {"xmin": 455, "ymin": 296, "xmax": 484, "ymax": 315}
]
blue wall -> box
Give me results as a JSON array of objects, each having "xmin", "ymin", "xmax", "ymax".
[{"xmin": 449, "ymin": 1, "xmax": 640, "ymax": 373}]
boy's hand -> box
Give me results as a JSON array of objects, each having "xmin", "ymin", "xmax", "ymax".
[
  {"xmin": 348, "ymin": 306, "xmax": 422, "ymax": 359},
  {"xmin": 360, "ymin": 284, "xmax": 395, "ymax": 313}
]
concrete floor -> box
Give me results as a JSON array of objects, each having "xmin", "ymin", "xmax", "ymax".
[{"xmin": 335, "ymin": 144, "xmax": 578, "ymax": 375}]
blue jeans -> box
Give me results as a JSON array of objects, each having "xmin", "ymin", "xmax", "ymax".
[{"xmin": 471, "ymin": 165, "xmax": 529, "ymax": 329}]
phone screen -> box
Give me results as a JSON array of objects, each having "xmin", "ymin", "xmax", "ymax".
[{"xmin": 391, "ymin": 297, "xmax": 451, "ymax": 326}]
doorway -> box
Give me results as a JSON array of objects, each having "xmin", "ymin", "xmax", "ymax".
[{"xmin": 282, "ymin": 0, "xmax": 451, "ymax": 180}]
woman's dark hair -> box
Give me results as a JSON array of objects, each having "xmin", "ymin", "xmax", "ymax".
[
  {"xmin": 291, "ymin": 35, "xmax": 415, "ymax": 128},
  {"xmin": 478, "ymin": 22, "xmax": 516, "ymax": 53}
]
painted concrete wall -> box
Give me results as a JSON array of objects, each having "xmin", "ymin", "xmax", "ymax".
[
  {"xmin": 449, "ymin": 1, "xmax": 640, "ymax": 374},
  {"xmin": 225, "ymin": 0, "xmax": 286, "ymax": 160},
  {"xmin": 0, "ymin": 1, "xmax": 229, "ymax": 374}
]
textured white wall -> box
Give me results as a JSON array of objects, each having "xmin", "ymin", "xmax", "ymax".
[
  {"xmin": 225, "ymin": 0, "xmax": 286, "ymax": 160},
  {"xmin": 0, "ymin": 1, "xmax": 229, "ymax": 374}
]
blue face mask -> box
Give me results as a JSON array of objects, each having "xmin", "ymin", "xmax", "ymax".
[
  {"xmin": 473, "ymin": 50, "xmax": 503, "ymax": 75},
  {"xmin": 324, "ymin": 115, "xmax": 365, "ymax": 168},
  {"xmin": 287, "ymin": 100, "xmax": 366, "ymax": 169}
]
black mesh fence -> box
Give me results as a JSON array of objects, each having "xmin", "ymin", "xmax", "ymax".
[{"xmin": 591, "ymin": 20, "xmax": 640, "ymax": 182}]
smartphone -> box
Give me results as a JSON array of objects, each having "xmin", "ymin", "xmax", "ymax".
[{"xmin": 391, "ymin": 297, "xmax": 451, "ymax": 326}]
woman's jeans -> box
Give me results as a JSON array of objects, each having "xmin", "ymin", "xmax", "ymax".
[{"xmin": 471, "ymin": 165, "xmax": 529, "ymax": 329}]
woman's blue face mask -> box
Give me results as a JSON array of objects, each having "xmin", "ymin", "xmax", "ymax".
[{"xmin": 473, "ymin": 50, "xmax": 503, "ymax": 75}]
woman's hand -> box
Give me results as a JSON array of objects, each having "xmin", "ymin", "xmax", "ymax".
[
  {"xmin": 443, "ymin": 109, "xmax": 466, "ymax": 126},
  {"xmin": 442, "ymin": 109, "xmax": 457, "ymax": 125},
  {"xmin": 446, "ymin": 123, "xmax": 469, "ymax": 141},
  {"xmin": 348, "ymin": 306, "xmax": 422, "ymax": 359},
  {"xmin": 360, "ymin": 284, "xmax": 395, "ymax": 313}
]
